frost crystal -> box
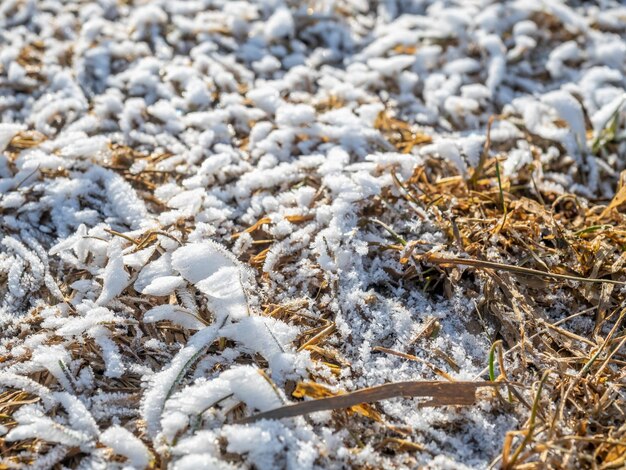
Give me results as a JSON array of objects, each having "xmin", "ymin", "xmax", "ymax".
[{"xmin": 1, "ymin": 0, "xmax": 625, "ymax": 468}]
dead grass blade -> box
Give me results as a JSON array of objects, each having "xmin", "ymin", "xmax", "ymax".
[
  {"xmin": 494, "ymin": 158, "xmax": 508, "ymax": 232},
  {"xmin": 292, "ymin": 382, "xmax": 382, "ymax": 422},
  {"xmin": 297, "ymin": 322, "xmax": 336, "ymax": 352},
  {"xmin": 469, "ymin": 114, "xmax": 496, "ymax": 187},
  {"xmin": 374, "ymin": 110, "xmax": 432, "ymax": 153},
  {"xmin": 599, "ymin": 170, "xmax": 626, "ymax": 219},
  {"xmin": 376, "ymin": 437, "xmax": 427, "ymax": 453},
  {"xmin": 504, "ymin": 370, "xmax": 552, "ymax": 469},
  {"xmin": 236, "ymin": 381, "xmax": 504, "ymax": 424},
  {"xmin": 232, "ymin": 215, "xmax": 314, "ymax": 239},
  {"xmin": 423, "ymin": 254, "xmax": 626, "ymax": 286}
]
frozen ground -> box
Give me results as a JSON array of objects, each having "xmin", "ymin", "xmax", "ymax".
[{"xmin": 1, "ymin": 0, "xmax": 626, "ymax": 469}]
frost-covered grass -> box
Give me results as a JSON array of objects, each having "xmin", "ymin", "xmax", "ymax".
[{"xmin": 1, "ymin": 0, "xmax": 626, "ymax": 468}]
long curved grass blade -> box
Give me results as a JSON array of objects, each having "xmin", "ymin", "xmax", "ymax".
[
  {"xmin": 423, "ymin": 254, "xmax": 626, "ymax": 286},
  {"xmin": 237, "ymin": 381, "xmax": 505, "ymax": 424}
]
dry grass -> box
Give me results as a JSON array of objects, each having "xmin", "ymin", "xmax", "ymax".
[
  {"xmin": 362, "ymin": 135, "xmax": 626, "ymax": 468},
  {"xmin": 218, "ymin": 107, "xmax": 626, "ymax": 467},
  {"xmin": 1, "ymin": 111, "xmax": 625, "ymax": 468}
]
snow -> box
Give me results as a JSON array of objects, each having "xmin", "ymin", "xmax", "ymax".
[
  {"xmin": 96, "ymin": 242, "xmax": 130, "ymax": 306},
  {"xmin": 135, "ymin": 253, "xmax": 173, "ymax": 293},
  {"xmin": 5, "ymin": 408, "xmax": 91, "ymax": 448},
  {"xmin": 172, "ymin": 243, "xmax": 235, "ymax": 284},
  {"xmin": 265, "ymin": 8, "xmax": 295, "ymax": 42},
  {"xmin": 0, "ymin": 123, "xmax": 25, "ymax": 151},
  {"xmin": 541, "ymin": 90, "xmax": 587, "ymax": 151},
  {"xmin": 1, "ymin": 0, "xmax": 625, "ymax": 468},
  {"xmin": 141, "ymin": 275, "xmax": 186, "ymax": 296},
  {"xmin": 144, "ymin": 304, "xmax": 206, "ymax": 330},
  {"xmin": 141, "ymin": 321, "xmax": 227, "ymax": 438},
  {"xmin": 195, "ymin": 266, "xmax": 249, "ymax": 320},
  {"xmin": 100, "ymin": 425, "xmax": 152, "ymax": 469},
  {"xmin": 54, "ymin": 391, "xmax": 99, "ymax": 438}
]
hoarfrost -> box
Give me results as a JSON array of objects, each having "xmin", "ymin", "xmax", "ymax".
[{"xmin": 1, "ymin": 0, "xmax": 625, "ymax": 468}]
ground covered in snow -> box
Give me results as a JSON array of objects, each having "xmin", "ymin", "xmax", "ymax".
[{"xmin": 1, "ymin": 1, "xmax": 626, "ymax": 469}]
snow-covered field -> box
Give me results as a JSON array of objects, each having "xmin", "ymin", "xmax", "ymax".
[{"xmin": 1, "ymin": 1, "xmax": 626, "ymax": 468}]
